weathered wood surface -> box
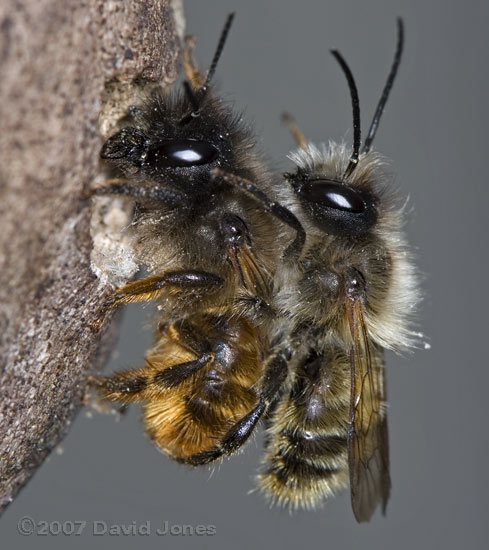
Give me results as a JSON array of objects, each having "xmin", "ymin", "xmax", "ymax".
[{"xmin": 0, "ymin": 0, "xmax": 182, "ymax": 514}]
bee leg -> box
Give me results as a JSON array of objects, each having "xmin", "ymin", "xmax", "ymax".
[
  {"xmin": 91, "ymin": 179, "xmax": 190, "ymax": 208},
  {"xmin": 89, "ymin": 319, "xmax": 215, "ymax": 402},
  {"xmin": 210, "ymin": 168, "xmax": 306, "ymax": 262},
  {"xmin": 183, "ymin": 349, "xmax": 290, "ymax": 466},
  {"xmin": 90, "ymin": 352, "xmax": 213, "ymax": 404},
  {"xmin": 183, "ymin": 35, "xmax": 206, "ymax": 89},
  {"xmin": 164, "ymin": 318, "xmax": 212, "ymax": 355},
  {"xmin": 152, "ymin": 319, "xmax": 215, "ymax": 389},
  {"xmin": 281, "ymin": 112, "xmax": 309, "ymax": 150},
  {"xmin": 152, "ymin": 353, "xmax": 214, "ymax": 389},
  {"xmin": 88, "ymin": 370, "xmax": 150, "ymax": 403},
  {"xmin": 91, "ymin": 271, "xmax": 224, "ymax": 331}
]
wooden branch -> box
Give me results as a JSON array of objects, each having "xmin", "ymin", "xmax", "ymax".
[{"xmin": 0, "ymin": 0, "xmax": 182, "ymax": 514}]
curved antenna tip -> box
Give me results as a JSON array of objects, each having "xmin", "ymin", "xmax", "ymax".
[
  {"xmin": 362, "ymin": 18, "xmax": 405, "ymax": 154},
  {"xmin": 330, "ymin": 49, "xmax": 362, "ymax": 179}
]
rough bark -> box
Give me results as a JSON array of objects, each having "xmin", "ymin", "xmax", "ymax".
[{"xmin": 0, "ymin": 0, "xmax": 182, "ymax": 515}]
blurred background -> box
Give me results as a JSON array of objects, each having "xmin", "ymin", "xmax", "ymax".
[{"xmin": 2, "ymin": 0, "xmax": 488, "ymax": 548}]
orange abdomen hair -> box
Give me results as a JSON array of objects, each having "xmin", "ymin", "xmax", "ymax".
[{"xmin": 95, "ymin": 312, "xmax": 266, "ymax": 461}]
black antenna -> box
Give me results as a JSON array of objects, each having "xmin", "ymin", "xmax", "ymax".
[
  {"xmin": 362, "ymin": 18, "xmax": 404, "ymax": 154},
  {"xmin": 331, "ymin": 49, "xmax": 361, "ymax": 180},
  {"xmin": 180, "ymin": 12, "xmax": 235, "ymax": 125},
  {"xmin": 199, "ymin": 12, "xmax": 235, "ymax": 100}
]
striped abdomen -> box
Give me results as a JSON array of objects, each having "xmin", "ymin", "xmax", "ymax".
[{"xmin": 257, "ymin": 346, "xmax": 351, "ymax": 509}]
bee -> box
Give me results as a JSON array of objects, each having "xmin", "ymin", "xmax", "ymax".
[
  {"xmin": 90, "ymin": 14, "xmax": 304, "ymax": 463},
  {"xmin": 90, "ymin": 13, "xmax": 420, "ymax": 523},
  {"xmin": 255, "ymin": 19, "xmax": 421, "ymax": 521}
]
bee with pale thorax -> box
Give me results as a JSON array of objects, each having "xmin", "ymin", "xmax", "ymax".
[{"xmin": 256, "ymin": 19, "xmax": 420, "ymax": 522}]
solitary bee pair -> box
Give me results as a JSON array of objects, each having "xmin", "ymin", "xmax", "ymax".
[{"xmin": 90, "ymin": 13, "xmax": 419, "ymax": 522}]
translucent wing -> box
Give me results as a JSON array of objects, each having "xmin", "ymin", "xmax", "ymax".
[{"xmin": 347, "ymin": 298, "xmax": 391, "ymax": 522}]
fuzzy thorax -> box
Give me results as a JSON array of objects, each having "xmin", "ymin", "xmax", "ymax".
[{"xmin": 286, "ymin": 141, "xmax": 421, "ymax": 352}]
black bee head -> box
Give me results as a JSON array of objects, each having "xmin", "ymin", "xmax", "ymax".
[{"xmin": 100, "ymin": 13, "xmax": 241, "ymax": 198}]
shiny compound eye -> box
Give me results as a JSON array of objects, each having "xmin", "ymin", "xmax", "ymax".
[
  {"xmin": 294, "ymin": 179, "xmax": 377, "ymax": 236},
  {"xmin": 145, "ymin": 139, "xmax": 219, "ymax": 168},
  {"xmin": 300, "ymin": 180, "xmax": 366, "ymax": 213}
]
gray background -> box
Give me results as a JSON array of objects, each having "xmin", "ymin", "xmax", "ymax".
[{"xmin": 3, "ymin": 0, "xmax": 488, "ymax": 548}]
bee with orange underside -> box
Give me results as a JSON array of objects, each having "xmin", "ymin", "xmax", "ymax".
[
  {"xmin": 90, "ymin": 14, "xmax": 420, "ymax": 523},
  {"xmin": 91, "ymin": 313, "xmax": 266, "ymax": 462},
  {"xmin": 90, "ymin": 13, "xmax": 301, "ymax": 467}
]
